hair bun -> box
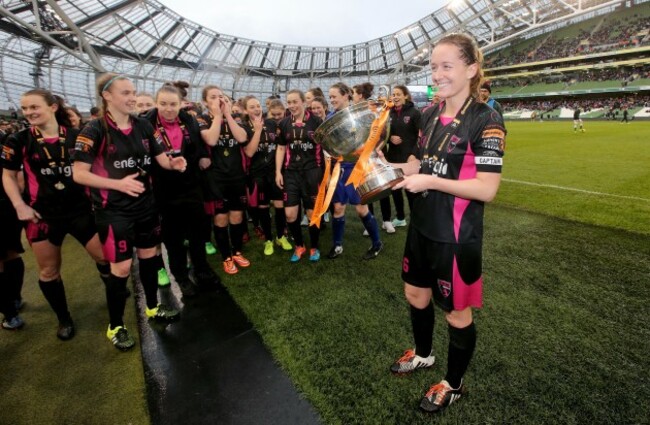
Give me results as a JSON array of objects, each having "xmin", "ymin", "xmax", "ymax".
[{"xmin": 171, "ymin": 81, "xmax": 189, "ymax": 98}]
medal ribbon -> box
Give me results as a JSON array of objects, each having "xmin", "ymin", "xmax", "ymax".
[
  {"xmin": 32, "ymin": 126, "xmax": 67, "ymax": 184},
  {"xmin": 156, "ymin": 114, "xmax": 187, "ymax": 156},
  {"xmin": 420, "ymin": 96, "xmax": 473, "ymax": 162},
  {"xmin": 290, "ymin": 111, "xmax": 309, "ymax": 161}
]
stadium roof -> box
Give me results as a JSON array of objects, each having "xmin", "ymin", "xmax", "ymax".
[{"xmin": 0, "ymin": 0, "xmax": 629, "ymax": 110}]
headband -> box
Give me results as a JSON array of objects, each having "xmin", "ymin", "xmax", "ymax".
[{"xmin": 102, "ymin": 75, "xmax": 126, "ymax": 93}]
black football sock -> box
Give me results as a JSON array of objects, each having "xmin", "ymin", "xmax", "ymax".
[
  {"xmin": 445, "ymin": 322, "xmax": 477, "ymax": 389},
  {"xmin": 287, "ymin": 220, "xmax": 303, "ymax": 247},
  {"xmin": 138, "ymin": 256, "xmax": 160, "ymax": 309},
  {"xmin": 411, "ymin": 301, "xmax": 435, "ymax": 357},
  {"xmin": 259, "ymin": 208, "xmax": 273, "ymax": 241},
  {"xmin": 0, "ymin": 270, "xmax": 17, "ymax": 318},
  {"xmin": 274, "ymin": 207, "xmax": 287, "ymax": 237},
  {"xmin": 5, "ymin": 257, "xmax": 25, "ymax": 304},
  {"xmin": 213, "ymin": 225, "xmax": 232, "ymax": 260},
  {"xmin": 104, "ymin": 273, "xmax": 129, "ymax": 328},
  {"xmin": 249, "ymin": 207, "xmax": 260, "ymax": 227},
  {"xmin": 39, "ymin": 278, "xmax": 71, "ymax": 322},
  {"xmin": 230, "ymin": 222, "xmax": 245, "ymax": 253}
]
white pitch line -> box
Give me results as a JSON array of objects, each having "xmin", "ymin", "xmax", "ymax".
[{"xmin": 502, "ymin": 178, "xmax": 650, "ymax": 203}]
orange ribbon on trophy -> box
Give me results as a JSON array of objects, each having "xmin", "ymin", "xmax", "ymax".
[
  {"xmin": 310, "ymin": 155, "xmax": 342, "ymax": 228},
  {"xmin": 346, "ymin": 100, "xmax": 393, "ymax": 188}
]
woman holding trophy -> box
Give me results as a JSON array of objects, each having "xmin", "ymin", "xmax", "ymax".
[
  {"xmin": 325, "ymin": 82, "xmax": 383, "ymax": 261},
  {"xmin": 387, "ymin": 33, "xmax": 506, "ymax": 414}
]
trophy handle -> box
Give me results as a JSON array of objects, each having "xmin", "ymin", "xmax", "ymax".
[{"xmin": 377, "ymin": 85, "xmax": 391, "ymax": 101}]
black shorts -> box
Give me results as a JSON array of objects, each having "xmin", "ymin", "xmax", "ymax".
[
  {"xmin": 95, "ymin": 210, "xmax": 161, "ymax": 263},
  {"xmin": 24, "ymin": 211, "xmax": 97, "ymax": 248},
  {"xmin": 401, "ymin": 225, "xmax": 483, "ymax": 312},
  {"xmin": 249, "ymin": 171, "xmax": 283, "ymax": 207},
  {"xmin": 204, "ymin": 180, "xmax": 247, "ymax": 215},
  {"xmin": 283, "ymin": 168, "xmax": 323, "ymax": 210},
  {"xmin": 0, "ymin": 201, "xmax": 24, "ymax": 260}
]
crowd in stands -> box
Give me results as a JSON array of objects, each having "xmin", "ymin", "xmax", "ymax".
[
  {"xmin": 486, "ymin": 10, "xmax": 650, "ymax": 68},
  {"xmin": 501, "ymin": 95, "xmax": 650, "ymax": 117},
  {"xmin": 0, "ymin": 120, "xmax": 29, "ymax": 147},
  {"xmin": 490, "ymin": 65, "xmax": 650, "ymax": 92}
]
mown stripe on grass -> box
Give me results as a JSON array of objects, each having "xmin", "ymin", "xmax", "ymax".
[{"xmin": 503, "ymin": 178, "xmax": 650, "ymax": 202}]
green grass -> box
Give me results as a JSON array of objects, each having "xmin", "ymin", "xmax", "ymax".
[
  {"xmin": 497, "ymin": 121, "xmax": 650, "ymax": 235},
  {"xmin": 221, "ymin": 207, "xmax": 649, "ymax": 424},
  {"xmin": 0, "ymin": 241, "xmax": 149, "ymax": 425},
  {"xmin": 2, "ymin": 120, "xmax": 649, "ymax": 424},
  {"xmin": 629, "ymin": 78, "xmax": 650, "ymax": 87}
]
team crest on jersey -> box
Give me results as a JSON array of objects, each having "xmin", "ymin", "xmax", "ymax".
[
  {"xmin": 142, "ymin": 139, "xmax": 150, "ymax": 151},
  {"xmin": 448, "ymin": 135, "xmax": 461, "ymax": 153},
  {"xmin": 107, "ymin": 143, "xmax": 117, "ymax": 155},
  {"xmin": 403, "ymin": 116, "xmax": 411, "ymax": 124},
  {"xmin": 437, "ymin": 279, "xmax": 451, "ymax": 298},
  {"xmin": 307, "ymin": 131, "xmax": 315, "ymax": 140}
]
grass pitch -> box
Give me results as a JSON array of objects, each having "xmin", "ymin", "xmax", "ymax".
[
  {"xmin": 221, "ymin": 120, "xmax": 650, "ymax": 424},
  {"xmin": 0, "ymin": 241, "xmax": 149, "ymax": 425},
  {"xmin": 1, "ymin": 120, "xmax": 648, "ymax": 424},
  {"xmin": 497, "ymin": 121, "xmax": 650, "ymax": 235}
]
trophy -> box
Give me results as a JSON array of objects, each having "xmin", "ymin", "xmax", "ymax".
[{"xmin": 314, "ymin": 100, "xmax": 404, "ymax": 204}]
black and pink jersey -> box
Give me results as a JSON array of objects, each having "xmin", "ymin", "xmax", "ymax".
[
  {"xmin": 276, "ymin": 111, "xmax": 323, "ymax": 171},
  {"xmin": 411, "ymin": 100, "xmax": 505, "ymax": 244},
  {"xmin": 197, "ymin": 113, "xmax": 248, "ymax": 182},
  {"xmin": 71, "ymin": 116, "xmax": 165, "ymax": 216},
  {"xmin": 242, "ymin": 118, "xmax": 278, "ymax": 178},
  {"xmin": 1, "ymin": 126, "xmax": 91, "ymax": 219},
  {"xmin": 143, "ymin": 108, "xmax": 203, "ymax": 207}
]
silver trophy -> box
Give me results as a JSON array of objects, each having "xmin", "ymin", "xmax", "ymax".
[{"xmin": 314, "ymin": 101, "xmax": 404, "ymax": 204}]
